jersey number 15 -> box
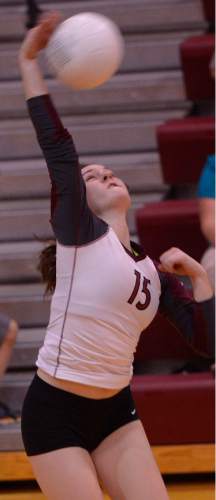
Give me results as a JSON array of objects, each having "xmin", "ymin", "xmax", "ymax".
[{"xmin": 128, "ymin": 270, "xmax": 151, "ymax": 310}]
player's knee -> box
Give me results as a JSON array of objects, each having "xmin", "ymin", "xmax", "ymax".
[{"xmin": 4, "ymin": 320, "xmax": 19, "ymax": 345}]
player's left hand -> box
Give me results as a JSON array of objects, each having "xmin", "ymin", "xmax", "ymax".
[{"xmin": 158, "ymin": 247, "xmax": 206, "ymax": 278}]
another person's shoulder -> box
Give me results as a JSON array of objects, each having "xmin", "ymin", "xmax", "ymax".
[
  {"xmin": 204, "ymin": 155, "xmax": 215, "ymax": 179},
  {"xmin": 198, "ymin": 155, "xmax": 215, "ymax": 199}
]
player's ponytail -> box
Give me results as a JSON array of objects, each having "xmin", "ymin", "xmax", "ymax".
[{"xmin": 38, "ymin": 242, "xmax": 56, "ymax": 295}]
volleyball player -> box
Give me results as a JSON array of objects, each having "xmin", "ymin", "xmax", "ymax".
[{"xmin": 19, "ymin": 14, "xmax": 214, "ymax": 500}]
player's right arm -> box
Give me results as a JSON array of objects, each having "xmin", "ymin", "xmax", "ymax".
[
  {"xmin": 19, "ymin": 13, "xmax": 107, "ymax": 246},
  {"xmin": 19, "ymin": 12, "xmax": 58, "ymax": 99}
]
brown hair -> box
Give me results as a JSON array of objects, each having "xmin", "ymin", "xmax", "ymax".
[{"xmin": 38, "ymin": 241, "xmax": 57, "ymax": 295}]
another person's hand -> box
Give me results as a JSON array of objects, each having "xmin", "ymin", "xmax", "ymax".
[
  {"xmin": 158, "ymin": 247, "xmax": 206, "ymax": 278},
  {"xmin": 19, "ymin": 11, "xmax": 61, "ymax": 61},
  {"xmin": 158, "ymin": 247, "xmax": 213, "ymax": 301}
]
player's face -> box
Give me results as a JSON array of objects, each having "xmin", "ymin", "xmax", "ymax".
[{"xmin": 82, "ymin": 164, "xmax": 131, "ymax": 216}]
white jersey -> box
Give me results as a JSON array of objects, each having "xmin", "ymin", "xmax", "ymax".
[{"xmin": 37, "ymin": 228, "xmax": 161, "ymax": 388}]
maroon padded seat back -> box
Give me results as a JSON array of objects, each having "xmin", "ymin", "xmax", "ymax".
[
  {"xmin": 202, "ymin": 0, "xmax": 215, "ymax": 22},
  {"xmin": 157, "ymin": 117, "xmax": 214, "ymax": 184},
  {"xmin": 131, "ymin": 373, "xmax": 215, "ymax": 445},
  {"xmin": 180, "ymin": 35, "xmax": 215, "ymax": 101},
  {"xmin": 136, "ymin": 199, "xmax": 208, "ymax": 262}
]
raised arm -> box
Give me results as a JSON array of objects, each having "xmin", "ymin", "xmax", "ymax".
[
  {"xmin": 19, "ymin": 12, "xmax": 57, "ymax": 99},
  {"xmin": 18, "ymin": 13, "xmax": 107, "ymax": 246},
  {"xmin": 157, "ymin": 248, "xmax": 215, "ymax": 358}
]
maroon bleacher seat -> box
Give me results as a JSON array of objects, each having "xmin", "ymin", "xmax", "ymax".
[
  {"xmin": 136, "ymin": 199, "xmax": 208, "ymax": 262},
  {"xmin": 157, "ymin": 117, "xmax": 214, "ymax": 184},
  {"xmin": 180, "ymin": 35, "xmax": 215, "ymax": 101},
  {"xmin": 202, "ymin": 0, "xmax": 215, "ymax": 23},
  {"xmin": 131, "ymin": 372, "xmax": 215, "ymax": 445}
]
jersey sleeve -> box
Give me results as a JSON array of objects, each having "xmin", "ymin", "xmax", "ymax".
[
  {"xmin": 158, "ymin": 270, "xmax": 215, "ymax": 359},
  {"xmin": 27, "ymin": 94, "xmax": 107, "ymax": 246}
]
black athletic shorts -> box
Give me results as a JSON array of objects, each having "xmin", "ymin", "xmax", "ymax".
[{"xmin": 21, "ymin": 374, "xmax": 139, "ymax": 456}]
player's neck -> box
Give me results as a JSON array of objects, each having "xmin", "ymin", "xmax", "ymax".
[{"xmin": 101, "ymin": 211, "xmax": 132, "ymax": 251}]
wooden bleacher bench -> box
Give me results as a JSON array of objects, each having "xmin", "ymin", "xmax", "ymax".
[
  {"xmin": 0, "ymin": 1, "xmax": 207, "ymax": 42},
  {"xmin": 0, "ymin": 152, "xmax": 163, "ymax": 201},
  {"xmin": 0, "ymin": 192, "xmax": 167, "ymax": 244},
  {"xmin": 0, "ymin": 31, "xmax": 205, "ymax": 81},
  {"xmin": 0, "ymin": 71, "xmax": 189, "ymax": 118},
  {"xmin": 0, "ymin": 283, "xmax": 50, "ymax": 328},
  {"xmin": 0, "ymin": 242, "xmax": 43, "ymax": 284},
  {"xmin": 0, "ymin": 110, "xmax": 188, "ymax": 160}
]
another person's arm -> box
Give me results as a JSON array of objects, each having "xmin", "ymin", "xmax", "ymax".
[{"xmin": 158, "ymin": 248, "xmax": 214, "ymax": 358}]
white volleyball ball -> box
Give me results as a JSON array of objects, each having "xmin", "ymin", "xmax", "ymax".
[{"xmin": 46, "ymin": 12, "xmax": 125, "ymax": 90}]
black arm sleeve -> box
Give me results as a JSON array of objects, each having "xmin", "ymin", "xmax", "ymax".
[
  {"xmin": 27, "ymin": 94, "xmax": 107, "ymax": 246},
  {"xmin": 158, "ymin": 270, "xmax": 215, "ymax": 359}
]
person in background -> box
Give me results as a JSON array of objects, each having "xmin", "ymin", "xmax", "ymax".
[
  {"xmin": 198, "ymin": 154, "xmax": 215, "ymax": 291},
  {"xmin": 0, "ymin": 313, "xmax": 19, "ymax": 422}
]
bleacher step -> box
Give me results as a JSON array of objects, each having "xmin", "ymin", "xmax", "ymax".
[
  {"xmin": 0, "ymin": 31, "xmax": 203, "ymax": 81},
  {"xmin": 0, "ymin": 283, "xmax": 50, "ymax": 328},
  {"xmin": 0, "ymin": 199, "xmax": 52, "ymax": 242},
  {"xmin": 0, "ymin": 152, "xmax": 163, "ymax": 200},
  {"xmin": 0, "ymin": 241, "xmax": 41, "ymax": 284},
  {"xmin": 0, "ymin": 109, "xmax": 189, "ymax": 160},
  {"xmin": 10, "ymin": 328, "xmax": 45, "ymax": 369},
  {"xmin": 0, "ymin": 1, "xmax": 207, "ymax": 42},
  {"xmin": 0, "ymin": 191, "xmax": 166, "ymax": 243},
  {"xmin": 0, "ymin": 71, "xmax": 188, "ymax": 119},
  {"xmin": 0, "ymin": 191, "xmax": 167, "ymax": 284},
  {"xmin": 0, "ymin": 423, "xmax": 23, "ymax": 452},
  {"xmin": 0, "ymin": 371, "xmax": 34, "ymax": 412}
]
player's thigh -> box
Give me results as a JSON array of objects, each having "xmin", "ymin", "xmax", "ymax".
[
  {"xmin": 91, "ymin": 420, "xmax": 169, "ymax": 500},
  {"xmin": 29, "ymin": 446, "xmax": 104, "ymax": 500}
]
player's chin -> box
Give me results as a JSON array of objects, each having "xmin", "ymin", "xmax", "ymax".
[{"xmin": 110, "ymin": 190, "xmax": 131, "ymax": 209}]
